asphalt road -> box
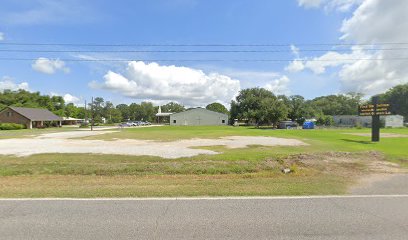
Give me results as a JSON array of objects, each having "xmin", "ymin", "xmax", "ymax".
[
  {"xmin": 350, "ymin": 174, "xmax": 408, "ymax": 195},
  {"xmin": 1, "ymin": 196, "xmax": 408, "ymax": 240}
]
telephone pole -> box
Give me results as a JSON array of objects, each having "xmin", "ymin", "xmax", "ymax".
[
  {"xmin": 84, "ymin": 100, "xmax": 88, "ymax": 125},
  {"xmin": 91, "ymin": 97, "xmax": 94, "ymax": 131}
]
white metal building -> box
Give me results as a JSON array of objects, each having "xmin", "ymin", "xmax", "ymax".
[
  {"xmin": 333, "ymin": 115, "xmax": 404, "ymax": 128},
  {"xmin": 170, "ymin": 108, "xmax": 228, "ymax": 126}
]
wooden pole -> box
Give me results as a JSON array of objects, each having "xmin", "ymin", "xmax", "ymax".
[
  {"xmin": 91, "ymin": 97, "xmax": 94, "ymax": 131},
  {"xmin": 371, "ymin": 96, "xmax": 380, "ymax": 142}
]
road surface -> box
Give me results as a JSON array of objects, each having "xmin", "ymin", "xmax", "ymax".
[
  {"xmin": 350, "ymin": 174, "xmax": 408, "ymax": 195},
  {"xmin": 1, "ymin": 196, "xmax": 408, "ymax": 240}
]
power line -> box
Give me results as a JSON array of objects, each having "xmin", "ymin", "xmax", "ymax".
[
  {"xmin": 0, "ymin": 48, "xmax": 407, "ymax": 53},
  {"xmin": 1, "ymin": 57, "xmax": 407, "ymax": 62},
  {"xmin": 1, "ymin": 42, "xmax": 408, "ymax": 47}
]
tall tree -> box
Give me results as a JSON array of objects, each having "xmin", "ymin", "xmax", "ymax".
[
  {"xmin": 161, "ymin": 102, "xmax": 185, "ymax": 113},
  {"xmin": 140, "ymin": 102, "xmax": 156, "ymax": 122},
  {"xmin": 116, "ymin": 104, "xmax": 130, "ymax": 121},
  {"xmin": 206, "ymin": 102, "xmax": 229, "ymax": 114},
  {"xmin": 128, "ymin": 103, "xmax": 140, "ymax": 121},
  {"xmin": 287, "ymin": 95, "xmax": 306, "ymax": 124},
  {"xmin": 377, "ymin": 83, "xmax": 408, "ymax": 120},
  {"xmin": 311, "ymin": 92, "xmax": 363, "ymax": 116},
  {"xmin": 232, "ymin": 88, "xmax": 288, "ymax": 126},
  {"xmin": 89, "ymin": 97, "xmax": 105, "ymax": 123},
  {"xmin": 260, "ymin": 97, "xmax": 289, "ymax": 126}
]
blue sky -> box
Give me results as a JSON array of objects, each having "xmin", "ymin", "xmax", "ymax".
[{"xmin": 0, "ymin": 0, "xmax": 405, "ymax": 106}]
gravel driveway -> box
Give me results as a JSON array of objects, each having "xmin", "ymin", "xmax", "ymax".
[{"xmin": 0, "ymin": 130, "xmax": 307, "ymax": 158}]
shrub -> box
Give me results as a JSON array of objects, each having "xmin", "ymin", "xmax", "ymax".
[
  {"xmin": 0, "ymin": 123, "xmax": 25, "ymax": 130},
  {"xmin": 289, "ymin": 163, "xmax": 299, "ymax": 173}
]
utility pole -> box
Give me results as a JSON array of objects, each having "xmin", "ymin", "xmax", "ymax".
[
  {"xmin": 91, "ymin": 97, "xmax": 94, "ymax": 131},
  {"xmin": 371, "ymin": 96, "xmax": 380, "ymax": 142},
  {"xmin": 84, "ymin": 100, "xmax": 87, "ymax": 125}
]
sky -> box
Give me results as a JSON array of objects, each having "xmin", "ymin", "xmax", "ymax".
[{"xmin": 0, "ymin": 0, "xmax": 407, "ymax": 107}]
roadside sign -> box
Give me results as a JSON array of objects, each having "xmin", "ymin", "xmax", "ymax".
[
  {"xmin": 358, "ymin": 103, "xmax": 391, "ymax": 116},
  {"xmin": 359, "ymin": 97, "xmax": 391, "ymax": 142}
]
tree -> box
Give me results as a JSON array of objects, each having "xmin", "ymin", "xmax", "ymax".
[
  {"xmin": 140, "ymin": 102, "xmax": 156, "ymax": 122},
  {"xmin": 311, "ymin": 92, "xmax": 363, "ymax": 116},
  {"xmin": 161, "ymin": 102, "xmax": 185, "ymax": 113},
  {"xmin": 64, "ymin": 103, "xmax": 79, "ymax": 117},
  {"xmin": 103, "ymin": 101, "xmax": 117, "ymax": 123},
  {"xmin": 109, "ymin": 108, "xmax": 122, "ymax": 123},
  {"xmin": 206, "ymin": 102, "xmax": 229, "ymax": 114},
  {"xmin": 116, "ymin": 104, "xmax": 130, "ymax": 121},
  {"xmin": 232, "ymin": 88, "xmax": 288, "ymax": 126},
  {"xmin": 128, "ymin": 103, "xmax": 140, "ymax": 121},
  {"xmin": 377, "ymin": 83, "xmax": 408, "ymax": 121},
  {"xmin": 287, "ymin": 95, "xmax": 306, "ymax": 124},
  {"xmin": 229, "ymin": 100, "xmax": 239, "ymax": 125},
  {"xmin": 260, "ymin": 97, "xmax": 289, "ymax": 126},
  {"xmin": 89, "ymin": 97, "xmax": 105, "ymax": 123}
]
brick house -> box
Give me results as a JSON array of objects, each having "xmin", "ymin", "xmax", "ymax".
[{"xmin": 0, "ymin": 106, "xmax": 62, "ymax": 129}]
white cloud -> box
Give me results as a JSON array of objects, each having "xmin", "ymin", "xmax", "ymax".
[
  {"xmin": 285, "ymin": 60, "xmax": 305, "ymax": 72},
  {"xmin": 90, "ymin": 61, "xmax": 241, "ymax": 106},
  {"xmin": 50, "ymin": 92, "xmax": 81, "ymax": 105},
  {"xmin": 290, "ymin": 44, "xmax": 300, "ymax": 58},
  {"xmin": 0, "ymin": 32, "xmax": 4, "ymax": 41},
  {"xmin": 264, "ymin": 76, "xmax": 291, "ymax": 95},
  {"xmin": 296, "ymin": 0, "xmax": 408, "ymax": 95},
  {"xmin": 0, "ymin": 77, "xmax": 29, "ymax": 92},
  {"xmin": 298, "ymin": 0, "xmax": 361, "ymax": 11},
  {"xmin": 63, "ymin": 94, "xmax": 80, "ymax": 104},
  {"xmin": 298, "ymin": 0, "xmax": 324, "ymax": 8},
  {"xmin": 32, "ymin": 58, "xmax": 70, "ymax": 74},
  {"xmin": 223, "ymin": 70, "xmax": 280, "ymax": 80}
]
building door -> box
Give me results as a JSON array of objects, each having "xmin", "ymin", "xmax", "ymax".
[{"xmin": 196, "ymin": 115, "xmax": 202, "ymax": 125}]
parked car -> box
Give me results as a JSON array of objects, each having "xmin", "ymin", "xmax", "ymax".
[
  {"xmin": 279, "ymin": 121, "xmax": 298, "ymax": 129},
  {"xmin": 119, "ymin": 122, "xmax": 132, "ymax": 127}
]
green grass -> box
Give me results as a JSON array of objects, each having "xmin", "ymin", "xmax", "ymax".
[
  {"xmin": 0, "ymin": 126, "xmax": 78, "ymax": 139},
  {"xmin": 86, "ymin": 126, "xmax": 408, "ymax": 161},
  {"xmin": 0, "ymin": 174, "xmax": 349, "ymax": 198},
  {"xmin": 0, "ymin": 126, "xmax": 407, "ymax": 197}
]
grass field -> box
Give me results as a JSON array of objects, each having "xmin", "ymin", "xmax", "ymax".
[
  {"xmin": 0, "ymin": 126, "xmax": 78, "ymax": 139},
  {"xmin": 0, "ymin": 126, "xmax": 407, "ymax": 197}
]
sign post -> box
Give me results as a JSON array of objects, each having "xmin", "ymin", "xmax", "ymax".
[
  {"xmin": 358, "ymin": 96, "xmax": 391, "ymax": 142},
  {"xmin": 371, "ymin": 97, "xmax": 380, "ymax": 142}
]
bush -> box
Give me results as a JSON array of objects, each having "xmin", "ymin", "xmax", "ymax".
[
  {"xmin": 79, "ymin": 123, "xmax": 89, "ymax": 128},
  {"xmin": 316, "ymin": 115, "xmax": 334, "ymax": 126},
  {"xmin": 0, "ymin": 123, "xmax": 25, "ymax": 130}
]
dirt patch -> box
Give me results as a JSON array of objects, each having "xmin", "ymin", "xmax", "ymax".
[
  {"xmin": 279, "ymin": 151, "xmax": 404, "ymax": 175},
  {"xmin": 0, "ymin": 132, "xmax": 307, "ymax": 158},
  {"xmin": 276, "ymin": 151, "xmax": 407, "ymax": 193},
  {"xmin": 345, "ymin": 133, "xmax": 408, "ymax": 138}
]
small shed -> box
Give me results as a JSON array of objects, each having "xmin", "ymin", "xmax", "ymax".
[
  {"xmin": 62, "ymin": 117, "xmax": 85, "ymax": 125},
  {"xmin": 0, "ymin": 106, "xmax": 62, "ymax": 129},
  {"xmin": 170, "ymin": 108, "xmax": 228, "ymax": 126}
]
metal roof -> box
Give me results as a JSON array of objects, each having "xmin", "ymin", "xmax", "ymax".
[
  {"xmin": 170, "ymin": 107, "xmax": 228, "ymax": 117},
  {"xmin": 8, "ymin": 107, "xmax": 62, "ymax": 121},
  {"xmin": 155, "ymin": 113, "xmax": 173, "ymax": 117}
]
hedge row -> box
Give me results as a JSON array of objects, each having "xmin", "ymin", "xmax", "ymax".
[{"xmin": 0, "ymin": 123, "xmax": 26, "ymax": 130}]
